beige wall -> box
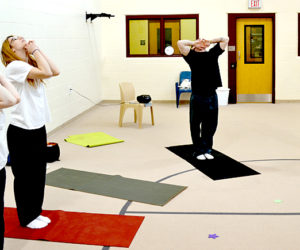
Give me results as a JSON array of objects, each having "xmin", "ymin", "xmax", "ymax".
[{"xmin": 97, "ymin": 0, "xmax": 300, "ymax": 101}]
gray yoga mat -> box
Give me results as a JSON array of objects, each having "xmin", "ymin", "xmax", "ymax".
[{"xmin": 46, "ymin": 168, "xmax": 187, "ymax": 206}]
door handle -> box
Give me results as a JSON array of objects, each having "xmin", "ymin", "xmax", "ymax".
[{"xmin": 238, "ymin": 51, "xmax": 241, "ymax": 61}]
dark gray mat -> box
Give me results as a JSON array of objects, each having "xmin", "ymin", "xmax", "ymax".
[{"xmin": 46, "ymin": 168, "xmax": 187, "ymax": 206}]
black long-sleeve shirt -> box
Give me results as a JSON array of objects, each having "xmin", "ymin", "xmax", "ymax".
[{"xmin": 183, "ymin": 43, "xmax": 225, "ymax": 96}]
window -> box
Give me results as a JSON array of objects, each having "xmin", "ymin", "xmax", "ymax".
[
  {"xmin": 244, "ymin": 25, "xmax": 264, "ymax": 64},
  {"xmin": 126, "ymin": 15, "xmax": 199, "ymax": 57}
]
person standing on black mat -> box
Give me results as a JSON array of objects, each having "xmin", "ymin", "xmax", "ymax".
[
  {"xmin": 1, "ymin": 35, "xmax": 60, "ymax": 229},
  {"xmin": 177, "ymin": 36, "xmax": 229, "ymax": 160},
  {"xmin": 0, "ymin": 74, "xmax": 20, "ymax": 250}
]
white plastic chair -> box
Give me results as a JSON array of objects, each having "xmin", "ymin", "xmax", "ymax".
[{"xmin": 119, "ymin": 82, "xmax": 154, "ymax": 128}]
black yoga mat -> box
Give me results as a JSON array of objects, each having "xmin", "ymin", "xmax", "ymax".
[{"xmin": 166, "ymin": 144, "xmax": 260, "ymax": 180}]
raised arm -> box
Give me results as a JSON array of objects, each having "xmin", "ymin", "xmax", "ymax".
[
  {"xmin": 38, "ymin": 49, "xmax": 60, "ymax": 76},
  {"xmin": 177, "ymin": 40, "xmax": 195, "ymax": 56},
  {"xmin": 25, "ymin": 41, "xmax": 54, "ymax": 80},
  {"xmin": 208, "ymin": 37, "xmax": 229, "ymax": 50},
  {"xmin": 0, "ymin": 74, "xmax": 20, "ymax": 108}
]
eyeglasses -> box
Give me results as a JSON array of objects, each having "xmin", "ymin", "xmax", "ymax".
[{"xmin": 7, "ymin": 36, "xmax": 20, "ymax": 47}]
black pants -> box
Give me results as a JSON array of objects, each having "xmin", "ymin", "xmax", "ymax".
[
  {"xmin": 189, "ymin": 93, "xmax": 218, "ymax": 155},
  {"xmin": 0, "ymin": 168, "xmax": 5, "ymax": 250},
  {"xmin": 7, "ymin": 125, "xmax": 47, "ymax": 227}
]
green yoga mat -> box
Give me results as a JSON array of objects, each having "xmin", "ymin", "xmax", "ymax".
[
  {"xmin": 46, "ymin": 168, "xmax": 187, "ymax": 206},
  {"xmin": 64, "ymin": 132, "xmax": 124, "ymax": 147}
]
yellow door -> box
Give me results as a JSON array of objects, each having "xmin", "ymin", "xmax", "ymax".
[{"xmin": 236, "ymin": 18, "xmax": 273, "ymax": 102}]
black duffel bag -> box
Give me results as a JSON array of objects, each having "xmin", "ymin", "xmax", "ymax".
[
  {"xmin": 7, "ymin": 142, "xmax": 60, "ymax": 165},
  {"xmin": 46, "ymin": 142, "xmax": 60, "ymax": 163},
  {"xmin": 137, "ymin": 95, "xmax": 151, "ymax": 103}
]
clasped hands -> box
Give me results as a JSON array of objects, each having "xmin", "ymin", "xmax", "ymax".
[
  {"xmin": 25, "ymin": 40, "xmax": 39, "ymax": 55},
  {"xmin": 192, "ymin": 39, "xmax": 210, "ymax": 52}
]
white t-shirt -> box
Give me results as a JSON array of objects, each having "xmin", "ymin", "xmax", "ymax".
[
  {"xmin": 5, "ymin": 60, "xmax": 51, "ymax": 130},
  {"xmin": 0, "ymin": 110, "xmax": 8, "ymax": 170}
]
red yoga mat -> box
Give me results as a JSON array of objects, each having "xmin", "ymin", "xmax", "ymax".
[{"xmin": 4, "ymin": 207, "xmax": 144, "ymax": 247}]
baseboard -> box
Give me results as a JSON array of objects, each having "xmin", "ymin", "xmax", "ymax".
[
  {"xmin": 48, "ymin": 99, "xmax": 300, "ymax": 136},
  {"xmin": 276, "ymin": 100, "xmax": 300, "ymax": 103}
]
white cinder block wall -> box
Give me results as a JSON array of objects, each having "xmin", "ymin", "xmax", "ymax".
[
  {"xmin": 97, "ymin": 0, "xmax": 300, "ymax": 101},
  {"xmin": 0, "ymin": 0, "xmax": 102, "ymax": 132}
]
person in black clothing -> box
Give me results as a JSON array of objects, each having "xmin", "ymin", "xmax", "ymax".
[{"xmin": 177, "ymin": 37, "xmax": 229, "ymax": 160}]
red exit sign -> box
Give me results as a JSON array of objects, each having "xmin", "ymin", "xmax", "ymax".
[{"xmin": 249, "ymin": 0, "xmax": 261, "ymax": 8}]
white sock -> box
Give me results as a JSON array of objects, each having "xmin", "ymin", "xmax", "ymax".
[
  {"xmin": 196, "ymin": 154, "xmax": 206, "ymax": 160},
  {"xmin": 204, "ymin": 153, "xmax": 214, "ymax": 160},
  {"xmin": 26, "ymin": 218, "xmax": 48, "ymax": 229},
  {"xmin": 37, "ymin": 215, "xmax": 51, "ymax": 224}
]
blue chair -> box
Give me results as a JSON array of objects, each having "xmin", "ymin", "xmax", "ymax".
[{"xmin": 175, "ymin": 71, "xmax": 192, "ymax": 108}]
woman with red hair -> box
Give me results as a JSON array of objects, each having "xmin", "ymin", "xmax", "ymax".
[{"xmin": 1, "ymin": 35, "xmax": 59, "ymax": 229}]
